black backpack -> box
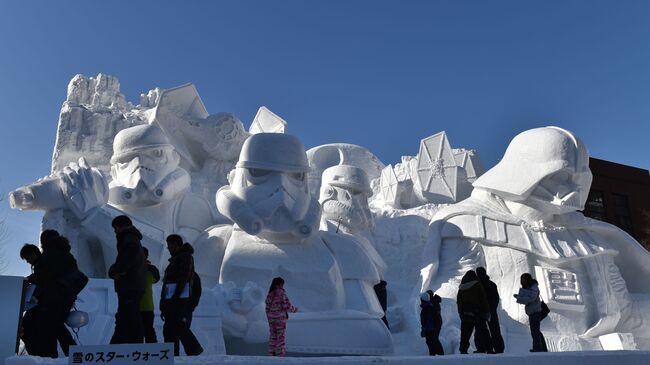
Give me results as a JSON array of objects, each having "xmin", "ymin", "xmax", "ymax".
[
  {"xmin": 60, "ymin": 269, "xmax": 89, "ymax": 296},
  {"xmin": 540, "ymin": 301, "xmax": 550, "ymax": 320},
  {"xmin": 189, "ymin": 272, "xmax": 202, "ymax": 309}
]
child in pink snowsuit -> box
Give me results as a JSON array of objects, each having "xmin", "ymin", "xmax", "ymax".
[{"xmin": 265, "ymin": 277, "xmax": 298, "ymax": 356}]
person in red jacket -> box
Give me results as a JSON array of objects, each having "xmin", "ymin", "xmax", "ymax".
[{"xmin": 265, "ymin": 277, "xmax": 298, "ymax": 356}]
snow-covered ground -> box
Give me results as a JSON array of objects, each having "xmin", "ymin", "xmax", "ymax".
[{"xmin": 7, "ymin": 351, "xmax": 650, "ymax": 365}]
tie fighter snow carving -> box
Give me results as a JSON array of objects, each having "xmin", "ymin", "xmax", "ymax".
[
  {"xmin": 415, "ymin": 131, "xmax": 461, "ymax": 203},
  {"xmin": 380, "ymin": 164, "xmax": 399, "ymax": 207}
]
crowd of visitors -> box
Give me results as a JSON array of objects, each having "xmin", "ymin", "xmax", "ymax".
[
  {"xmin": 420, "ymin": 267, "xmax": 548, "ymax": 355},
  {"xmin": 18, "ymin": 214, "xmax": 549, "ymax": 358},
  {"xmin": 18, "ymin": 215, "xmax": 203, "ymax": 358}
]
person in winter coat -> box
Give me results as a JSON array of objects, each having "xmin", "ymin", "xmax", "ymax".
[
  {"xmin": 20, "ymin": 244, "xmax": 42, "ymax": 355},
  {"xmin": 20, "ymin": 243, "xmax": 66, "ymax": 358},
  {"xmin": 420, "ymin": 292, "xmax": 444, "ymax": 355},
  {"xmin": 108, "ymin": 215, "xmax": 147, "ymax": 344},
  {"xmin": 475, "ymin": 267, "xmax": 504, "ymax": 353},
  {"xmin": 39, "ymin": 230, "xmax": 79, "ymax": 357},
  {"xmin": 456, "ymin": 270, "xmax": 491, "ymax": 354},
  {"xmin": 141, "ymin": 247, "xmax": 160, "ymax": 343},
  {"xmin": 265, "ymin": 277, "xmax": 298, "ymax": 357},
  {"xmin": 161, "ymin": 234, "xmax": 203, "ymax": 356},
  {"xmin": 20, "ymin": 230, "xmax": 80, "ymax": 358},
  {"xmin": 515, "ymin": 273, "xmax": 548, "ymax": 352}
]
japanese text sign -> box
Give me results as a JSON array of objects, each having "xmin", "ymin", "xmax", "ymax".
[{"xmin": 68, "ymin": 343, "xmax": 174, "ymax": 365}]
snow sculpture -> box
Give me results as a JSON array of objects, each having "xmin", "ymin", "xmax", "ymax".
[
  {"xmin": 319, "ymin": 165, "xmax": 374, "ymax": 235},
  {"xmin": 421, "ymin": 126, "xmax": 650, "ymax": 352},
  {"xmin": 379, "ymin": 162, "xmax": 416, "ymax": 209},
  {"xmin": 415, "ymin": 131, "xmax": 462, "ymax": 204},
  {"xmin": 51, "ymin": 74, "xmax": 139, "ymax": 178},
  {"xmin": 8, "ymin": 75, "xmax": 258, "ymax": 279},
  {"xmin": 375, "ymin": 131, "xmax": 484, "ymax": 208},
  {"xmin": 453, "ymin": 148, "xmax": 484, "ymax": 183},
  {"xmin": 249, "ymin": 106, "xmax": 287, "ymax": 134},
  {"xmin": 152, "ymin": 84, "xmax": 249, "ymax": 206},
  {"xmin": 10, "ymin": 123, "xmax": 217, "ymax": 278},
  {"xmin": 318, "ymin": 165, "xmax": 389, "ymax": 325},
  {"xmin": 318, "ymin": 164, "xmax": 387, "ymax": 275},
  {"xmin": 195, "ymin": 133, "xmax": 393, "ymax": 355},
  {"xmin": 306, "ymin": 143, "xmax": 385, "ymax": 200}
]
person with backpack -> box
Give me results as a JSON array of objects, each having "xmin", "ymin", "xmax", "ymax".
[
  {"xmin": 456, "ymin": 270, "xmax": 491, "ymax": 354},
  {"xmin": 265, "ymin": 277, "xmax": 298, "ymax": 357},
  {"xmin": 160, "ymin": 234, "xmax": 203, "ymax": 356},
  {"xmin": 20, "ymin": 230, "xmax": 83, "ymax": 358},
  {"xmin": 108, "ymin": 215, "xmax": 147, "ymax": 344},
  {"xmin": 475, "ymin": 267, "xmax": 504, "ymax": 353},
  {"xmin": 20, "ymin": 243, "xmax": 56, "ymax": 357},
  {"xmin": 186, "ymin": 270, "xmax": 201, "ymax": 328},
  {"xmin": 40, "ymin": 230, "xmax": 84, "ymax": 357},
  {"xmin": 514, "ymin": 273, "xmax": 548, "ymax": 352},
  {"xmin": 141, "ymin": 247, "xmax": 160, "ymax": 343},
  {"xmin": 420, "ymin": 292, "xmax": 444, "ymax": 356}
]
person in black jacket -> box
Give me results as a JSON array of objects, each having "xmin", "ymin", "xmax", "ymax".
[
  {"xmin": 108, "ymin": 215, "xmax": 146, "ymax": 344},
  {"xmin": 161, "ymin": 234, "xmax": 203, "ymax": 356},
  {"xmin": 20, "ymin": 243, "xmax": 56, "ymax": 358},
  {"xmin": 39, "ymin": 230, "xmax": 79, "ymax": 356},
  {"xmin": 475, "ymin": 267, "xmax": 504, "ymax": 353},
  {"xmin": 456, "ymin": 270, "xmax": 491, "ymax": 354},
  {"xmin": 420, "ymin": 292, "xmax": 444, "ymax": 356},
  {"xmin": 21, "ymin": 230, "xmax": 80, "ymax": 358}
]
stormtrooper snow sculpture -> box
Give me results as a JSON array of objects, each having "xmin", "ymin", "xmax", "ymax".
[
  {"xmin": 197, "ymin": 133, "xmax": 393, "ymax": 355},
  {"xmin": 319, "ymin": 165, "xmax": 375, "ymax": 235},
  {"xmin": 318, "ymin": 164, "xmax": 389, "ymax": 325},
  {"xmin": 10, "ymin": 123, "xmax": 216, "ymax": 277},
  {"xmin": 421, "ymin": 126, "xmax": 650, "ymax": 352}
]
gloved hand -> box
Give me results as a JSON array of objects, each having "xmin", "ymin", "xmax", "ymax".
[{"xmin": 59, "ymin": 157, "xmax": 109, "ymax": 219}]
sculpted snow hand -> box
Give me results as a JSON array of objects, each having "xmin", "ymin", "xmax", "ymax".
[{"xmin": 10, "ymin": 157, "xmax": 109, "ymax": 219}]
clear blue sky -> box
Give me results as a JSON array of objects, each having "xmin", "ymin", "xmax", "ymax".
[{"xmin": 1, "ymin": 0, "xmax": 649, "ymax": 274}]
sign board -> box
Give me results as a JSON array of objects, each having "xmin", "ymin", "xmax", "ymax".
[
  {"xmin": 0, "ymin": 276, "xmax": 26, "ymax": 359},
  {"xmin": 69, "ymin": 343, "xmax": 174, "ymax": 365}
]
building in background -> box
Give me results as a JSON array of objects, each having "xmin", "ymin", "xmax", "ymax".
[{"xmin": 583, "ymin": 158, "xmax": 650, "ymax": 250}]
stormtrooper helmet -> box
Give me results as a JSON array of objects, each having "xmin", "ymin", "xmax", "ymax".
[
  {"xmin": 216, "ymin": 133, "xmax": 320, "ymax": 240},
  {"xmin": 109, "ymin": 124, "xmax": 189, "ymax": 207},
  {"xmin": 473, "ymin": 126, "xmax": 593, "ymax": 214},
  {"xmin": 319, "ymin": 165, "xmax": 374, "ymax": 233}
]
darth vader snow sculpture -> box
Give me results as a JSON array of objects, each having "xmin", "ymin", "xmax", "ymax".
[{"xmin": 421, "ymin": 126, "xmax": 650, "ymax": 352}]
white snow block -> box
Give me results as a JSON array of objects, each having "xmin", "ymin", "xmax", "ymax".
[
  {"xmin": 285, "ymin": 311, "xmax": 393, "ymax": 355},
  {"xmin": 599, "ymin": 333, "xmax": 637, "ymax": 350},
  {"xmin": 0, "ymin": 276, "xmax": 24, "ymax": 359},
  {"xmin": 249, "ymin": 106, "xmax": 287, "ymax": 134}
]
